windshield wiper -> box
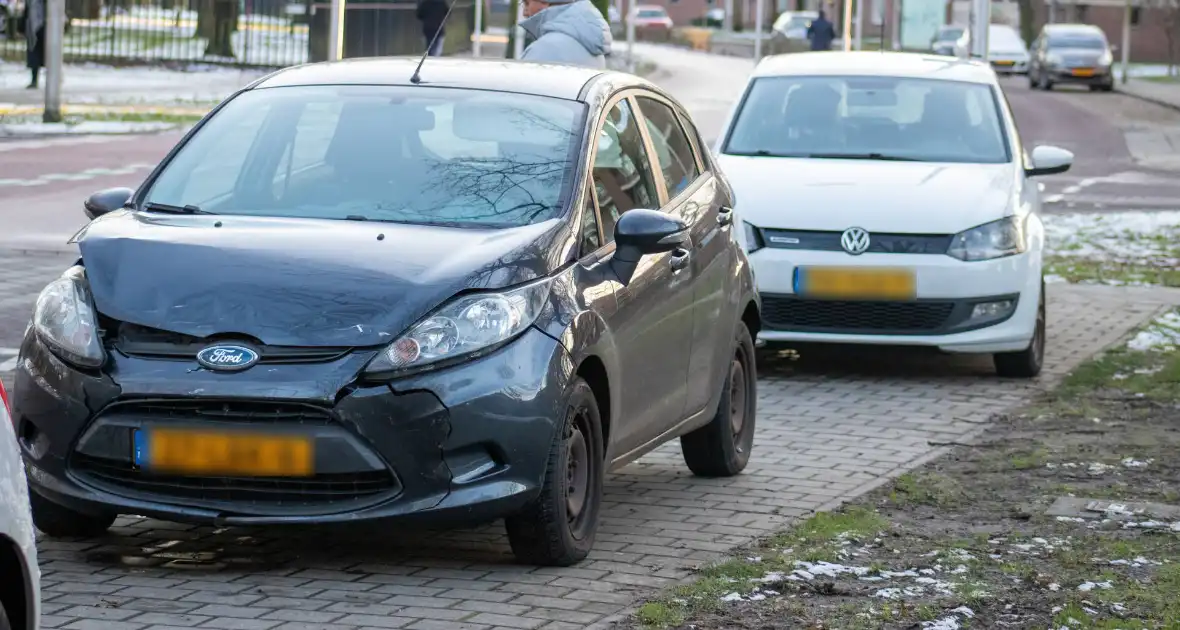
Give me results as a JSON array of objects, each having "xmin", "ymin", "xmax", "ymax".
[
  {"xmin": 142, "ymin": 202, "xmax": 214, "ymax": 215},
  {"xmin": 805, "ymin": 152, "xmax": 926, "ymax": 162}
]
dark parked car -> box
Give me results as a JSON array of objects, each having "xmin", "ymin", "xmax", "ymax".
[
  {"xmin": 11, "ymin": 58, "xmax": 761, "ymax": 566},
  {"xmin": 1028, "ymin": 23, "xmax": 1115, "ymax": 91}
]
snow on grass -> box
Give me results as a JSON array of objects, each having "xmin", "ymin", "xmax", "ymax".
[
  {"xmin": 1126, "ymin": 310, "xmax": 1180, "ymax": 352},
  {"xmin": 1043, "ymin": 211, "xmax": 1180, "ymax": 287}
]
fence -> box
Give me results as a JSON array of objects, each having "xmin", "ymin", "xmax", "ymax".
[{"xmin": 0, "ymin": 0, "xmax": 474, "ymax": 68}]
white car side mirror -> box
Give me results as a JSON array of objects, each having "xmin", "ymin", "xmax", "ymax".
[{"xmin": 1027, "ymin": 145, "xmax": 1073, "ymax": 177}]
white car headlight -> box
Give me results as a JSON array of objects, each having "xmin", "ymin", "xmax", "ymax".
[
  {"xmin": 1099, "ymin": 50, "xmax": 1113, "ymax": 66},
  {"xmin": 364, "ymin": 277, "xmax": 553, "ymax": 377},
  {"xmin": 33, "ymin": 266, "xmax": 105, "ymax": 368},
  {"xmin": 946, "ymin": 216, "xmax": 1027, "ymax": 262}
]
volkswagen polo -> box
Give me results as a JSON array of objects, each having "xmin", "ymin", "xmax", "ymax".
[{"xmin": 11, "ymin": 58, "xmax": 761, "ymax": 566}]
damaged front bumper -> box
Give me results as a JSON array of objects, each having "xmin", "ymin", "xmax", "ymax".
[{"xmin": 13, "ymin": 326, "xmax": 573, "ymax": 527}]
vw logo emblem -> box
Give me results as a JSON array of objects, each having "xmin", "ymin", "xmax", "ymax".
[
  {"xmin": 840, "ymin": 227, "xmax": 871, "ymax": 255},
  {"xmin": 196, "ymin": 344, "xmax": 260, "ymax": 372}
]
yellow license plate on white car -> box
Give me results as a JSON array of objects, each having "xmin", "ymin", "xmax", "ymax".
[{"xmin": 795, "ymin": 267, "xmax": 916, "ymax": 300}]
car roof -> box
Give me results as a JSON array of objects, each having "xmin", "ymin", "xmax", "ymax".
[
  {"xmin": 253, "ymin": 57, "xmax": 610, "ymax": 101},
  {"xmin": 752, "ymin": 51, "xmax": 998, "ymax": 84}
]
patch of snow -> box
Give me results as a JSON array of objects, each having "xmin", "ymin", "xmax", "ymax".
[
  {"xmin": 1077, "ymin": 580, "xmax": 1113, "ymax": 591},
  {"xmin": 720, "ymin": 592, "xmax": 743, "ymax": 602},
  {"xmin": 1122, "ymin": 457, "xmax": 1152, "ymax": 468},
  {"xmin": 1056, "ymin": 516, "xmax": 1087, "ymax": 523},
  {"xmin": 1127, "ymin": 310, "xmax": 1180, "ymax": 352},
  {"xmin": 1123, "ymin": 520, "xmax": 1180, "ymax": 532},
  {"xmin": 792, "ymin": 561, "xmax": 870, "ymax": 578},
  {"xmin": 1049, "ymin": 582, "xmax": 1060, "ymax": 591},
  {"xmin": 746, "ymin": 556, "xmax": 762, "ymax": 562}
]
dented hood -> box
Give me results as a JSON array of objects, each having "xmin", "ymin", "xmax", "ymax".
[{"xmin": 73, "ymin": 211, "xmax": 564, "ymax": 348}]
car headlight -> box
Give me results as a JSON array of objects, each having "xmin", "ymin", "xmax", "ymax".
[
  {"xmin": 1099, "ymin": 51, "xmax": 1113, "ymax": 66},
  {"xmin": 364, "ymin": 277, "xmax": 553, "ymax": 377},
  {"xmin": 741, "ymin": 221, "xmax": 764, "ymax": 253},
  {"xmin": 33, "ymin": 266, "xmax": 105, "ymax": 368},
  {"xmin": 1046, "ymin": 53, "xmax": 1063, "ymax": 66},
  {"xmin": 946, "ymin": 216, "xmax": 1027, "ymax": 262}
]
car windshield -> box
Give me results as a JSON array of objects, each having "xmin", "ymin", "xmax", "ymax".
[
  {"xmin": 938, "ymin": 27, "xmax": 964, "ymax": 41},
  {"xmin": 638, "ymin": 8, "xmax": 666, "ymax": 17},
  {"xmin": 143, "ymin": 85, "xmax": 586, "ymax": 228},
  {"xmin": 723, "ymin": 75, "xmax": 1011, "ymax": 164},
  {"xmin": 1048, "ymin": 34, "xmax": 1106, "ymax": 49},
  {"xmin": 989, "ymin": 27, "xmax": 1025, "ymax": 50}
]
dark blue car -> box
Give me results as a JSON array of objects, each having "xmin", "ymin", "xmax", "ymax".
[{"xmin": 12, "ymin": 57, "xmax": 761, "ymax": 566}]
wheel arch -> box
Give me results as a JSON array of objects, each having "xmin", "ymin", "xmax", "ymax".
[
  {"xmin": 0, "ymin": 534, "xmax": 32, "ymax": 630},
  {"xmin": 574, "ymin": 355, "xmax": 611, "ymax": 455}
]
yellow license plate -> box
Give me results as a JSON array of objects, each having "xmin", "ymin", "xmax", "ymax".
[
  {"xmin": 993, "ymin": 60, "xmax": 1015, "ymax": 66},
  {"xmin": 796, "ymin": 267, "xmax": 916, "ymax": 300},
  {"xmin": 140, "ymin": 428, "xmax": 313, "ymax": 477},
  {"xmin": 1072, "ymin": 68, "xmax": 1095, "ymax": 76}
]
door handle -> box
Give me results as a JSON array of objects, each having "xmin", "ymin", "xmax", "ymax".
[
  {"xmin": 717, "ymin": 206, "xmax": 734, "ymax": 227},
  {"xmin": 670, "ymin": 248, "xmax": 691, "ymax": 271}
]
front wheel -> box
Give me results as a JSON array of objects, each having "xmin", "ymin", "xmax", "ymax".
[
  {"xmin": 994, "ymin": 281, "xmax": 1046, "ymax": 378},
  {"xmin": 30, "ymin": 491, "xmax": 116, "ymax": 538},
  {"xmin": 505, "ymin": 377, "xmax": 604, "ymax": 566},
  {"xmin": 681, "ymin": 323, "xmax": 757, "ymax": 477}
]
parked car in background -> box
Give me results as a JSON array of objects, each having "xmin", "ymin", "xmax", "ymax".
[
  {"xmin": 1028, "ymin": 23, "xmax": 1115, "ymax": 91},
  {"xmin": 714, "ymin": 52, "xmax": 1074, "ymax": 378},
  {"xmin": 1, "ymin": 379, "xmax": 40, "ymax": 630},
  {"xmin": 954, "ymin": 24, "xmax": 1030, "ymax": 74},
  {"xmin": 12, "ymin": 58, "xmax": 761, "ymax": 568},
  {"xmin": 704, "ymin": 6, "xmax": 724, "ymax": 27},
  {"xmin": 772, "ymin": 10, "xmax": 817, "ymax": 40},
  {"xmin": 930, "ymin": 24, "xmax": 964, "ymax": 55},
  {"xmin": 632, "ymin": 4, "xmax": 674, "ymax": 29}
]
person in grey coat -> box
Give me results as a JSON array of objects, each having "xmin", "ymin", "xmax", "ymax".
[{"xmin": 519, "ymin": 0, "xmax": 611, "ymax": 69}]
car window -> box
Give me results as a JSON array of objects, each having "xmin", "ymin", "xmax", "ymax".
[
  {"xmin": 1048, "ymin": 34, "xmax": 1107, "ymax": 49},
  {"xmin": 722, "ymin": 75, "xmax": 1011, "ymax": 164},
  {"xmin": 144, "ymin": 85, "xmax": 586, "ymax": 229},
  {"xmin": 636, "ymin": 97, "xmax": 701, "ymax": 198},
  {"xmin": 591, "ymin": 98, "xmax": 661, "ymax": 242},
  {"xmin": 579, "ymin": 188, "xmax": 602, "ymax": 255}
]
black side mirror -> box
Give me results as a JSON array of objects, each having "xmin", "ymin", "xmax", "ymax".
[
  {"xmin": 84, "ymin": 187, "xmax": 134, "ymax": 220},
  {"xmin": 611, "ymin": 209, "xmax": 689, "ymax": 284}
]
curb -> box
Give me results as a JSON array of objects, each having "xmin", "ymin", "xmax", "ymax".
[{"xmin": 1114, "ymin": 82, "xmax": 1180, "ymax": 113}]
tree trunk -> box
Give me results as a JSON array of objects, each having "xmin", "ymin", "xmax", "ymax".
[
  {"xmin": 204, "ymin": 0, "xmax": 237, "ymax": 58},
  {"xmin": 1017, "ymin": 0, "xmax": 1034, "ymax": 45},
  {"xmin": 733, "ymin": 0, "xmax": 745, "ymax": 30},
  {"xmin": 505, "ymin": 0, "xmax": 519, "ymax": 58}
]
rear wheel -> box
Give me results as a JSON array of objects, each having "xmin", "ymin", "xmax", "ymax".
[
  {"xmin": 0, "ymin": 598, "xmax": 12, "ymax": 630},
  {"xmin": 30, "ymin": 491, "xmax": 115, "ymax": 538},
  {"xmin": 1038, "ymin": 73, "xmax": 1053, "ymax": 91},
  {"xmin": 994, "ymin": 281, "xmax": 1046, "ymax": 379},
  {"xmin": 681, "ymin": 323, "xmax": 757, "ymax": 477},
  {"xmin": 505, "ymin": 377, "xmax": 604, "ymax": 566}
]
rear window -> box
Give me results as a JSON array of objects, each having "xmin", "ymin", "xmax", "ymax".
[
  {"xmin": 638, "ymin": 8, "xmax": 667, "ymax": 18},
  {"xmin": 939, "ymin": 27, "xmax": 964, "ymax": 40},
  {"xmin": 1048, "ymin": 34, "xmax": 1106, "ymax": 49},
  {"xmin": 722, "ymin": 75, "xmax": 1011, "ymax": 164},
  {"xmin": 143, "ymin": 85, "xmax": 586, "ymax": 228}
]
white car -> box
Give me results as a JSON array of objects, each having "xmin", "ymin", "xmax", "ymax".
[
  {"xmin": 955, "ymin": 24, "xmax": 1030, "ymax": 74},
  {"xmin": 714, "ymin": 52, "xmax": 1074, "ymax": 377},
  {"xmin": 772, "ymin": 10, "xmax": 818, "ymax": 40},
  {"xmin": 0, "ymin": 379, "xmax": 40, "ymax": 630}
]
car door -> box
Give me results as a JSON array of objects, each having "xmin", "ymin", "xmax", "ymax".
[
  {"xmin": 588, "ymin": 93, "xmax": 695, "ymax": 453},
  {"xmin": 633, "ymin": 93, "xmax": 734, "ymax": 418}
]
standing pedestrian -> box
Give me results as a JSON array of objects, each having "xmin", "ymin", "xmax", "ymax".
[
  {"xmin": 22, "ymin": 0, "xmax": 46, "ymax": 88},
  {"xmin": 806, "ymin": 9, "xmax": 836, "ymax": 51},
  {"xmin": 415, "ymin": 0, "xmax": 449, "ymax": 57},
  {"xmin": 519, "ymin": 0, "xmax": 611, "ymax": 68}
]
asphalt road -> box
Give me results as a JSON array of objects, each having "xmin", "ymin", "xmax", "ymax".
[{"xmin": 2, "ymin": 48, "xmax": 1180, "ymax": 630}]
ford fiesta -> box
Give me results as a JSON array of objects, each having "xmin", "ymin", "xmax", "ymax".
[{"xmin": 11, "ymin": 58, "xmax": 761, "ymax": 566}]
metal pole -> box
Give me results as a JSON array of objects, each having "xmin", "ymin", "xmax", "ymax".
[
  {"xmin": 724, "ymin": 0, "xmax": 734, "ymax": 31},
  {"xmin": 968, "ymin": 0, "xmax": 987, "ymax": 58},
  {"xmin": 327, "ymin": 0, "xmax": 345, "ymax": 60},
  {"xmin": 473, "ymin": 0, "xmax": 483, "ymax": 56},
  {"xmin": 514, "ymin": 0, "xmax": 525, "ymax": 58},
  {"xmin": 842, "ymin": 0, "xmax": 852, "ymax": 49},
  {"xmin": 1120, "ymin": 0, "xmax": 1131, "ymax": 84},
  {"xmin": 626, "ymin": 0, "xmax": 635, "ymax": 72},
  {"xmin": 889, "ymin": 0, "xmax": 900, "ymax": 49},
  {"xmin": 754, "ymin": 0, "xmax": 764, "ymax": 59},
  {"xmin": 853, "ymin": 0, "xmax": 861, "ymax": 49},
  {"xmin": 43, "ymin": 0, "xmax": 64, "ymax": 123}
]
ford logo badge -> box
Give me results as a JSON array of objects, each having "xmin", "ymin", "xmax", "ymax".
[{"xmin": 196, "ymin": 344, "xmax": 260, "ymax": 372}]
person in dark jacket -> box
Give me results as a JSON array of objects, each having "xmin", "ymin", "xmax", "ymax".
[
  {"xmin": 415, "ymin": 0, "xmax": 449, "ymax": 56},
  {"xmin": 806, "ymin": 10, "xmax": 836, "ymax": 51},
  {"xmin": 22, "ymin": 0, "xmax": 47, "ymax": 88}
]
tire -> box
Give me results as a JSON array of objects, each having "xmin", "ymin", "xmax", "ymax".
[
  {"xmin": 0, "ymin": 598, "xmax": 11, "ymax": 630},
  {"xmin": 1027, "ymin": 71, "xmax": 1037, "ymax": 89},
  {"xmin": 505, "ymin": 377, "xmax": 604, "ymax": 566},
  {"xmin": 994, "ymin": 281, "xmax": 1046, "ymax": 379},
  {"xmin": 30, "ymin": 491, "xmax": 116, "ymax": 538},
  {"xmin": 681, "ymin": 322, "xmax": 757, "ymax": 477},
  {"xmin": 1038, "ymin": 73, "xmax": 1053, "ymax": 91}
]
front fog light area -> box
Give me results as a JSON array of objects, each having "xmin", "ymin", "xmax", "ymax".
[{"xmin": 971, "ymin": 299, "xmax": 1016, "ymax": 321}]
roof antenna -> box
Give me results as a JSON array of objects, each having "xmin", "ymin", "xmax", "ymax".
[{"xmin": 411, "ymin": 0, "xmax": 459, "ymax": 85}]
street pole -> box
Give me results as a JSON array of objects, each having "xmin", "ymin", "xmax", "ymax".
[
  {"xmin": 724, "ymin": 0, "xmax": 734, "ymax": 31},
  {"xmin": 968, "ymin": 0, "xmax": 987, "ymax": 58},
  {"xmin": 1120, "ymin": 0, "xmax": 1131, "ymax": 84},
  {"xmin": 43, "ymin": 0, "xmax": 64, "ymax": 123},
  {"xmin": 473, "ymin": 0, "xmax": 483, "ymax": 56},
  {"xmin": 626, "ymin": 0, "xmax": 636, "ymax": 72},
  {"xmin": 853, "ymin": 0, "xmax": 861, "ymax": 49},
  {"xmin": 327, "ymin": 0, "xmax": 346, "ymax": 60},
  {"xmin": 754, "ymin": 0, "xmax": 764, "ymax": 59},
  {"xmin": 842, "ymin": 0, "xmax": 852, "ymax": 49},
  {"xmin": 514, "ymin": 0, "xmax": 525, "ymax": 58}
]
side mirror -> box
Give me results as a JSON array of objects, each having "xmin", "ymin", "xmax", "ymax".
[
  {"xmin": 1026, "ymin": 145, "xmax": 1074, "ymax": 177},
  {"xmin": 611, "ymin": 209, "xmax": 689, "ymax": 284},
  {"xmin": 84, "ymin": 187, "xmax": 134, "ymax": 220}
]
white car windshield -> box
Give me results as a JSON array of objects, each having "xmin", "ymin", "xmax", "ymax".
[
  {"xmin": 989, "ymin": 26, "xmax": 1026, "ymax": 52},
  {"xmin": 143, "ymin": 85, "xmax": 586, "ymax": 228},
  {"xmin": 723, "ymin": 75, "xmax": 1011, "ymax": 164}
]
